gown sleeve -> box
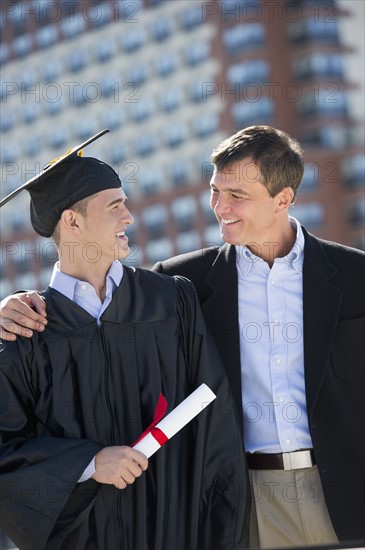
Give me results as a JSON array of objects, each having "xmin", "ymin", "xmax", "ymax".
[
  {"xmin": 174, "ymin": 276, "xmax": 250, "ymax": 549},
  {"xmin": 0, "ymin": 337, "xmax": 103, "ymax": 550}
]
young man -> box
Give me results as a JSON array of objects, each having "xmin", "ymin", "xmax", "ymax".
[
  {"xmin": 0, "ymin": 132, "xmax": 248, "ymax": 549},
  {"xmin": 2, "ymin": 126, "xmax": 365, "ymax": 547}
]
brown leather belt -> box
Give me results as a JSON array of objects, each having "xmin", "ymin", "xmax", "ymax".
[{"xmin": 247, "ymin": 450, "xmax": 315, "ymax": 471}]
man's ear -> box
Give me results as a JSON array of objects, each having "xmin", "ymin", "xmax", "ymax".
[
  {"xmin": 276, "ymin": 187, "xmax": 294, "ymax": 212},
  {"xmin": 59, "ymin": 209, "xmax": 83, "ymax": 234}
]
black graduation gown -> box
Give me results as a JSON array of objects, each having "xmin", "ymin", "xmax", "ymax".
[{"xmin": 0, "ymin": 267, "xmax": 249, "ymax": 550}]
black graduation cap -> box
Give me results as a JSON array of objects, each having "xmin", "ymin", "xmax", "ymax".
[{"xmin": 0, "ymin": 128, "xmax": 122, "ymax": 238}]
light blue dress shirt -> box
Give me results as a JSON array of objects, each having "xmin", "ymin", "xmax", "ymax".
[
  {"xmin": 49, "ymin": 260, "xmax": 124, "ymax": 326},
  {"xmin": 49, "ymin": 260, "xmax": 124, "ymax": 480},
  {"xmin": 236, "ymin": 217, "xmax": 313, "ymax": 454}
]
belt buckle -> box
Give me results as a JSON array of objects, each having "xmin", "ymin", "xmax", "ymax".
[{"xmin": 282, "ymin": 450, "xmax": 313, "ymax": 470}]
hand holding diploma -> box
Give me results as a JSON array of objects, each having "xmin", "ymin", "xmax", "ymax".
[{"xmin": 132, "ymin": 383, "xmax": 217, "ymax": 458}]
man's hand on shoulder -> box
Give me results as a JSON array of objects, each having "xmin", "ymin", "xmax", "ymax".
[
  {"xmin": 92, "ymin": 446, "xmax": 148, "ymax": 489},
  {"xmin": 0, "ymin": 291, "xmax": 47, "ymax": 341}
]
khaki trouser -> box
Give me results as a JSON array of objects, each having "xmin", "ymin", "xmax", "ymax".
[{"xmin": 249, "ymin": 466, "xmax": 339, "ymax": 548}]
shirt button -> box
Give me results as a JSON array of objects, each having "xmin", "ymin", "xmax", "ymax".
[
  {"xmin": 274, "ymin": 319, "xmax": 280, "ymax": 325},
  {"xmin": 279, "ymin": 397, "xmax": 284, "ymax": 402},
  {"xmin": 81, "ymin": 284, "xmax": 87, "ymax": 290},
  {"xmin": 271, "ymin": 280, "xmax": 276, "ymax": 286},
  {"xmin": 275, "ymin": 358, "xmax": 281, "ymax": 365},
  {"xmin": 285, "ymin": 439, "xmax": 291, "ymax": 445}
]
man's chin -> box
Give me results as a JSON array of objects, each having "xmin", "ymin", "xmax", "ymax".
[
  {"xmin": 220, "ymin": 230, "xmax": 240, "ymax": 246},
  {"xmin": 116, "ymin": 244, "xmax": 131, "ymax": 261}
]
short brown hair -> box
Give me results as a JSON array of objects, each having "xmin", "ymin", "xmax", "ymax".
[
  {"xmin": 211, "ymin": 126, "xmax": 304, "ymax": 201},
  {"xmin": 52, "ymin": 193, "xmax": 99, "ymax": 246}
]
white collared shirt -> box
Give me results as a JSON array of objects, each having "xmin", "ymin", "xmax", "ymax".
[{"xmin": 236, "ymin": 217, "xmax": 313, "ymax": 453}]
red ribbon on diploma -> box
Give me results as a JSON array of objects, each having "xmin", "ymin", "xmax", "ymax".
[{"xmin": 132, "ymin": 393, "xmax": 168, "ymax": 447}]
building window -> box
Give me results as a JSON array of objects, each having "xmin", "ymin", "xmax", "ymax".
[
  {"xmin": 103, "ymin": 107, "xmax": 125, "ymax": 130},
  {"xmin": 291, "ymin": 202, "xmax": 324, "ymax": 227},
  {"xmin": 145, "ymin": 238, "xmax": 173, "ymax": 264},
  {"xmin": 61, "ymin": 13, "xmax": 86, "ymax": 39},
  {"xmin": 21, "ymin": 103, "xmax": 41, "ymax": 124},
  {"xmin": 49, "ymin": 127, "xmax": 70, "ymax": 149},
  {"xmin": 115, "ymin": 0, "xmax": 143, "ymax": 19},
  {"xmin": 288, "ymin": 18, "xmax": 339, "ymax": 44},
  {"xmin": 100, "ymin": 74, "xmax": 120, "ymax": 98},
  {"xmin": 342, "ymin": 154, "xmax": 365, "ymax": 188},
  {"xmin": 88, "ymin": 3, "xmax": 112, "ymax": 28},
  {"xmin": 121, "ymin": 27, "xmax": 147, "ymax": 52},
  {"xmin": 12, "ymin": 34, "xmax": 32, "ymax": 58},
  {"xmin": 232, "ymin": 98, "xmax": 274, "ymax": 126},
  {"xmin": 155, "ymin": 51, "xmax": 178, "ymax": 77},
  {"xmin": 176, "ymin": 231, "xmax": 200, "ymax": 254},
  {"xmin": 193, "ymin": 112, "xmax": 219, "ymax": 138},
  {"xmin": 0, "ymin": 111, "xmax": 15, "ymax": 133},
  {"xmin": 142, "ymin": 204, "xmax": 168, "ymax": 239},
  {"xmin": 168, "ymin": 159, "xmax": 190, "ymax": 187},
  {"xmin": 301, "ymin": 126, "xmax": 352, "ymax": 150},
  {"xmin": 109, "ymin": 143, "xmax": 128, "ymax": 165},
  {"xmin": 140, "ymin": 168, "xmax": 163, "ymax": 196},
  {"xmin": 152, "ymin": 15, "xmax": 173, "ymax": 41},
  {"xmin": 130, "ymin": 97, "xmax": 154, "ymax": 123},
  {"xmin": 184, "ymin": 41, "xmax": 211, "ymax": 67},
  {"xmin": 189, "ymin": 78, "xmax": 213, "ymax": 103},
  {"xmin": 46, "ymin": 98, "xmax": 64, "ymax": 117},
  {"xmin": 126, "ymin": 63, "xmax": 148, "ymax": 86},
  {"xmin": 164, "ymin": 123, "xmax": 188, "ymax": 148},
  {"xmin": 227, "ymin": 60, "xmax": 269, "ymax": 86},
  {"xmin": 95, "ymin": 38, "xmax": 116, "ymax": 63},
  {"xmin": 2, "ymin": 142, "xmax": 20, "ymax": 163},
  {"xmin": 218, "ymin": 0, "xmax": 259, "ymax": 22},
  {"xmin": 42, "ymin": 59, "xmax": 62, "ymax": 82},
  {"xmin": 9, "ymin": 4, "xmax": 27, "ymax": 36},
  {"xmin": 298, "ymin": 90, "xmax": 348, "ymax": 118},
  {"xmin": 17, "ymin": 68, "xmax": 38, "ymax": 89},
  {"xmin": 171, "ymin": 196, "xmax": 197, "ymax": 231},
  {"xmin": 292, "ymin": 53, "xmax": 344, "ymax": 81},
  {"xmin": 159, "ymin": 88, "xmax": 183, "ymax": 113},
  {"xmin": 223, "ymin": 23, "xmax": 265, "ymax": 55},
  {"xmin": 135, "ymin": 134, "xmax": 158, "ymax": 157},
  {"xmin": 72, "ymin": 86, "xmax": 87, "ymax": 107},
  {"xmin": 23, "ymin": 135, "xmax": 43, "ymax": 158},
  {"xmin": 68, "ymin": 50, "xmax": 88, "ymax": 73},
  {"xmin": 36, "ymin": 25, "xmax": 58, "ymax": 49},
  {"xmin": 180, "ymin": 5, "xmax": 204, "ymax": 31}
]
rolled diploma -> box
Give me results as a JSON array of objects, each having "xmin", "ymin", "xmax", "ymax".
[{"xmin": 132, "ymin": 383, "xmax": 216, "ymax": 458}]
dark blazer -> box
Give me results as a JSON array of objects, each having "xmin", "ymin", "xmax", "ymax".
[{"xmin": 154, "ymin": 228, "xmax": 365, "ymax": 544}]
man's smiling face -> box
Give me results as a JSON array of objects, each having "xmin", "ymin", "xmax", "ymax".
[{"xmin": 209, "ymin": 157, "xmax": 280, "ymax": 249}]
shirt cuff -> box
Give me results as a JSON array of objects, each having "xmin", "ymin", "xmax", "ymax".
[{"xmin": 78, "ymin": 456, "xmax": 96, "ymax": 483}]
